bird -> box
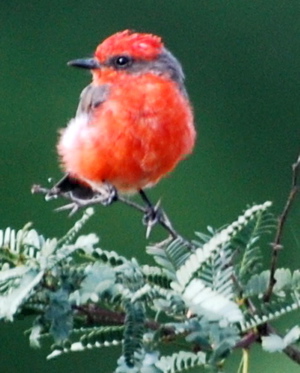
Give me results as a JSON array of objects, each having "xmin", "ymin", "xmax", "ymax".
[{"xmin": 56, "ymin": 30, "xmax": 196, "ymax": 210}]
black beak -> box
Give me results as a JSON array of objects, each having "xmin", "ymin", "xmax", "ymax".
[{"xmin": 67, "ymin": 58, "xmax": 100, "ymax": 69}]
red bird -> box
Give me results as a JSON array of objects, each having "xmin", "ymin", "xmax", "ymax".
[{"xmin": 57, "ymin": 30, "xmax": 196, "ymax": 197}]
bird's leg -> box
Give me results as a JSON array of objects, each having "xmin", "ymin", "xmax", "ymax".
[
  {"xmin": 32, "ymin": 176, "xmax": 118, "ymax": 215},
  {"xmin": 32, "ymin": 178, "xmax": 190, "ymax": 245},
  {"xmin": 54, "ymin": 183, "xmax": 118, "ymax": 215},
  {"xmin": 139, "ymin": 189, "xmax": 159, "ymax": 221}
]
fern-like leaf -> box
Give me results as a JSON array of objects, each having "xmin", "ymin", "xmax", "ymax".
[
  {"xmin": 0, "ymin": 268, "xmax": 44, "ymax": 320},
  {"xmin": 262, "ymin": 325, "xmax": 300, "ymax": 353},
  {"xmin": 147, "ymin": 238, "xmax": 191, "ymax": 280},
  {"xmin": 175, "ymin": 202, "xmax": 272, "ymax": 290},
  {"xmin": 142, "ymin": 265, "xmax": 172, "ymax": 289},
  {"xmin": 76, "ymin": 236, "xmax": 128, "ymax": 267},
  {"xmin": 155, "ymin": 351, "xmax": 206, "ymax": 373},
  {"xmin": 0, "ymin": 224, "xmax": 48, "ymax": 265},
  {"xmin": 235, "ymin": 207, "xmax": 275, "ymax": 283},
  {"xmin": 47, "ymin": 326, "xmax": 125, "ymax": 359},
  {"xmin": 240, "ymin": 296, "xmax": 300, "ymax": 331},
  {"xmin": 177, "ymin": 279, "xmax": 243, "ymax": 323},
  {"xmin": 123, "ymin": 300, "xmax": 145, "ymax": 368},
  {"xmin": 56, "ymin": 208, "xmax": 94, "ymax": 247}
]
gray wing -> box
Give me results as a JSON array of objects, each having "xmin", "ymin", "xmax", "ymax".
[{"xmin": 76, "ymin": 84, "xmax": 110, "ymax": 116}]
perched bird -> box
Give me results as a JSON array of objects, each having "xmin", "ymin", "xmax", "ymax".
[{"xmin": 57, "ymin": 30, "xmax": 196, "ymax": 199}]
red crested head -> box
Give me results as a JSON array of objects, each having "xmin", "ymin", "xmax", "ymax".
[{"xmin": 94, "ymin": 30, "xmax": 164, "ymax": 62}]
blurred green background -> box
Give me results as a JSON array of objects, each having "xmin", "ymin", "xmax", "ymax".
[{"xmin": 1, "ymin": 1, "xmax": 300, "ymax": 372}]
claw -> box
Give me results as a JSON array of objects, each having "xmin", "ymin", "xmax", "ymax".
[
  {"xmin": 45, "ymin": 188, "xmax": 60, "ymax": 201},
  {"xmin": 55, "ymin": 202, "xmax": 80, "ymax": 215},
  {"xmin": 33, "ymin": 177, "xmax": 118, "ymax": 215},
  {"xmin": 54, "ymin": 187, "xmax": 116, "ymax": 215}
]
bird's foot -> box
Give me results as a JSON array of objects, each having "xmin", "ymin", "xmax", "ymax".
[
  {"xmin": 55, "ymin": 197, "xmax": 93, "ymax": 215},
  {"xmin": 98, "ymin": 182, "xmax": 118, "ymax": 206},
  {"xmin": 32, "ymin": 178, "xmax": 118, "ymax": 215},
  {"xmin": 55, "ymin": 183, "xmax": 118, "ymax": 215}
]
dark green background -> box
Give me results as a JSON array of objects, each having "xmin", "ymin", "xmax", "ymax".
[{"xmin": 1, "ymin": 1, "xmax": 299, "ymax": 372}]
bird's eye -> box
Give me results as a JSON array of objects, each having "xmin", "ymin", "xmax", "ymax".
[{"xmin": 113, "ymin": 55, "xmax": 132, "ymax": 68}]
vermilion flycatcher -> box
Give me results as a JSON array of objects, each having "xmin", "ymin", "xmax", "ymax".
[{"xmin": 57, "ymin": 30, "xmax": 196, "ymax": 197}]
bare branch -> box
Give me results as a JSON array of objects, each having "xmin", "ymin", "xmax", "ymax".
[
  {"xmin": 74, "ymin": 304, "xmax": 175, "ymax": 336},
  {"xmin": 264, "ymin": 153, "xmax": 300, "ymax": 302},
  {"xmin": 32, "ymin": 181, "xmax": 189, "ymax": 244}
]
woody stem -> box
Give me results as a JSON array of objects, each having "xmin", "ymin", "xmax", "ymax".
[
  {"xmin": 32, "ymin": 183, "xmax": 188, "ymax": 243},
  {"xmin": 117, "ymin": 190, "xmax": 186, "ymax": 241}
]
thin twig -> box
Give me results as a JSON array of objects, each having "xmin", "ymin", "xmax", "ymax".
[
  {"xmin": 74, "ymin": 304, "xmax": 175, "ymax": 336},
  {"xmin": 283, "ymin": 343, "xmax": 300, "ymax": 365},
  {"xmin": 31, "ymin": 183, "xmax": 188, "ymax": 243},
  {"xmin": 235, "ymin": 332, "xmax": 258, "ymax": 349},
  {"xmin": 263, "ymin": 154, "xmax": 300, "ymax": 302}
]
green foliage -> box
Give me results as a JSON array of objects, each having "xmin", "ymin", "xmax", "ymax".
[
  {"xmin": 156, "ymin": 351, "xmax": 206, "ymax": 373},
  {"xmin": 1, "ymin": 202, "xmax": 300, "ymax": 372},
  {"xmin": 47, "ymin": 326, "xmax": 125, "ymax": 359},
  {"xmin": 123, "ymin": 300, "xmax": 145, "ymax": 368},
  {"xmin": 235, "ymin": 207, "xmax": 275, "ymax": 283},
  {"xmin": 147, "ymin": 238, "xmax": 191, "ymax": 280},
  {"xmin": 262, "ymin": 326, "xmax": 300, "ymax": 353}
]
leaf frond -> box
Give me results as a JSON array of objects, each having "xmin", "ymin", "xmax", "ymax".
[
  {"xmin": 147, "ymin": 238, "xmax": 191, "ymax": 280},
  {"xmin": 142, "ymin": 265, "xmax": 172, "ymax": 289},
  {"xmin": 47, "ymin": 325, "xmax": 124, "ymax": 359},
  {"xmin": 235, "ymin": 208, "xmax": 275, "ymax": 283},
  {"xmin": 240, "ymin": 297, "xmax": 300, "ymax": 331},
  {"xmin": 56, "ymin": 208, "xmax": 94, "ymax": 248},
  {"xmin": 155, "ymin": 351, "xmax": 206, "ymax": 373},
  {"xmin": 122, "ymin": 300, "xmax": 145, "ymax": 368},
  {"xmin": 175, "ymin": 202, "xmax": 272, "ymax": 290}
]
